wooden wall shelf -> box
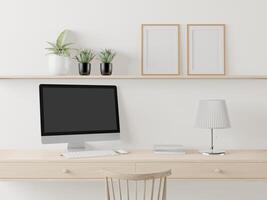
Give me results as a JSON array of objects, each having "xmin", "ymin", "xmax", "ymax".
[{"xmin": 0, "ymin": 75, "xmax": 267, "ymax": 79}]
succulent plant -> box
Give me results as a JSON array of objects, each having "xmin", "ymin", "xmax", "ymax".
[
  {"xmin": 45, "ymin": 30, "xmax": 74, "ymax": 56},
  {"xmin": 98, "ymin": 49, "xmax": 116, "ymax": 64},
  {"xmin": 75, "ymin": 49, "xmax": 95, "ymax": 63}
]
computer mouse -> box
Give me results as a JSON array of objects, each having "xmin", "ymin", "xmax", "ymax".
[{"xmin": 115, "ymin": 149, "xmax": 129, "ymax": 154}]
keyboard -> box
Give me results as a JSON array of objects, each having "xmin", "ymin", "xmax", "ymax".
[{"xmin": 62, "ymin": 150, "xmax": 118, "ymax": 159}]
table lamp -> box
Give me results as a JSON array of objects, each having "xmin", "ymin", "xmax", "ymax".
[{"xmin": 195, "ymin": 99, "xmax": 230, "ymax": 155}]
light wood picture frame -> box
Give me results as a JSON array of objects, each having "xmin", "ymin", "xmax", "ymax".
[
  {"xmin": 187, "ymin": 24, "xmax": 225, "ymax": 75},
  {"xmin": 141, "ymin": 24, "xmax": 180, "ymax": 76}
]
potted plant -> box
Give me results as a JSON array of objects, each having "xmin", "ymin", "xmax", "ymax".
[
  {"xmin": 75, "ymin": 49, "xmax": 95, "ymax": 75},
  {"xmin": 98, "ymin": 49, "xmax": 116, "ymax": 75},
  {"xmin": 46, "ymin": 30, "xmax": 74, "ymax": 75}
]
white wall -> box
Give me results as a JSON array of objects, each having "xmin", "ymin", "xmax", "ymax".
[{"xmin": 0, "ymin": 0, "xmax": 267, "ymax": 199}]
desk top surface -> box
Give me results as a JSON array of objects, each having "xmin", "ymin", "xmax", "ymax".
[{"xmin": 0, "ymin": 149, "xmax": 267, "ymax": 163}]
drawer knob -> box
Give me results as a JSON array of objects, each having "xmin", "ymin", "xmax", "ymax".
[
  {"xmin": 214, "ymin": 168, "xmax": 223, "ymax": 173},
  {"xmin": 62, "ymin": 169, "xmax": 70, "ymax": 174}
]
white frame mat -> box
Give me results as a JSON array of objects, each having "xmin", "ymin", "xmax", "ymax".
[
  {"xmin": 142, "ymin": 24, "xmax": 180, "ymax": 76},
  {"xmin": 187, "ymin": 24, "xmax": 225, "ymax": 75}
]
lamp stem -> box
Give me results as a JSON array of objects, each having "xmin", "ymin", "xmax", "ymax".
[
  {"xmin": 200, "ymin": 127, "xmax": 225, "ymax": 155},
  {"xmin": 210, "ymin": 128, "xmax": 214, "ymax": 152}
]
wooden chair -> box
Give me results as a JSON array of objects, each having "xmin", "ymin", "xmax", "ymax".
[{"xmin": 105, "ymin": 170, "xmax": 171, "ymax": 200}]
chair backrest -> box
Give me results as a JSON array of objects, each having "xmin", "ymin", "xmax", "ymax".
[{"xmin": 105, "ymin": 170, "xmax": 171, "ymax": 200}]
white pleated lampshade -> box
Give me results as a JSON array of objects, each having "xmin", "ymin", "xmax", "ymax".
[{"xmin": 195, "ymin": 99, "xmax": 230, "ymax": 129}]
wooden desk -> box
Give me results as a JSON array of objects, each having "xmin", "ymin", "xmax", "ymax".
[{"xmin": 0, "ymin": 150, "xmax": 267, "ymax": 180}]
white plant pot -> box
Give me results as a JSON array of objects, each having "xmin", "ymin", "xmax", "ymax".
[{"xmin": 47, "ymin": 55, "xmax": 71, "ymax": 75}]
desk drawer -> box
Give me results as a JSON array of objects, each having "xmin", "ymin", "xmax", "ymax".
[
  {"xmin": 136, "ymin": 162, "xmax": 267, "ymax": 179},
  {"xmin": 0, "ymin": 163, "xmax": 135, "ymax": 179}
]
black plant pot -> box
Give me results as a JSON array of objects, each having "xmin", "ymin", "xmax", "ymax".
[
  {"xmin": 78, "ymin": 63, "xmax": 91, "ymax": 75},
  {"xmin": 100, "ymin": 63, "xmax": 112, "ymax": 75}
]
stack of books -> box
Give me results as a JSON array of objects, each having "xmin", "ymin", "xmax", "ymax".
[{"xmin": 153, "ymin": 145, "xmax": 186, "ymax": 155}]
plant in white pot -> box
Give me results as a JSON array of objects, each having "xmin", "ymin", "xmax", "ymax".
[{"xmin": 46, "ymin": 30, "xmax": 74, "ymax": 75}]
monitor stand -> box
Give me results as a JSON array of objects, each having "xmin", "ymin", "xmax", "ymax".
[{"xmin": 67, "ymin": 142, "xmax": 93, "ymax": 152}]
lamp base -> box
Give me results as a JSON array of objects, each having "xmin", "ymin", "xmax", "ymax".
[{"xmin": 199, "ymin": 150, "xmax": 225, "ymax": 156}]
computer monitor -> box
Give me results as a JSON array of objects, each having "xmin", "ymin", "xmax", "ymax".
[{"xmin": 39, "ymin": 84, "xmax": 120, "ymax": 151}]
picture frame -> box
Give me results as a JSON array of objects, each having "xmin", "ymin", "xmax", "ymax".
[
  {"xmin": 141, "ymin": 24, "xmax": 180, "ymax": 76},
  {"xmin": 187, "ymin": 24, "xmax": 225, "ymax": 75}
]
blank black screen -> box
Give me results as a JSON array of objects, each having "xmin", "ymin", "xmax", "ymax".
[{"xmin": 39, "ymin": 85, "xmax": 120, "ymax": 136}]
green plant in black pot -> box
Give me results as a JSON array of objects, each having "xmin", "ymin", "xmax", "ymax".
[
  {"xmin": 98, "ymin": 49, "xmax": 116, "ymax": 75},
  {"xmin": 75, "ymin": 49, "xmax": 95, "ymax": 75}
]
